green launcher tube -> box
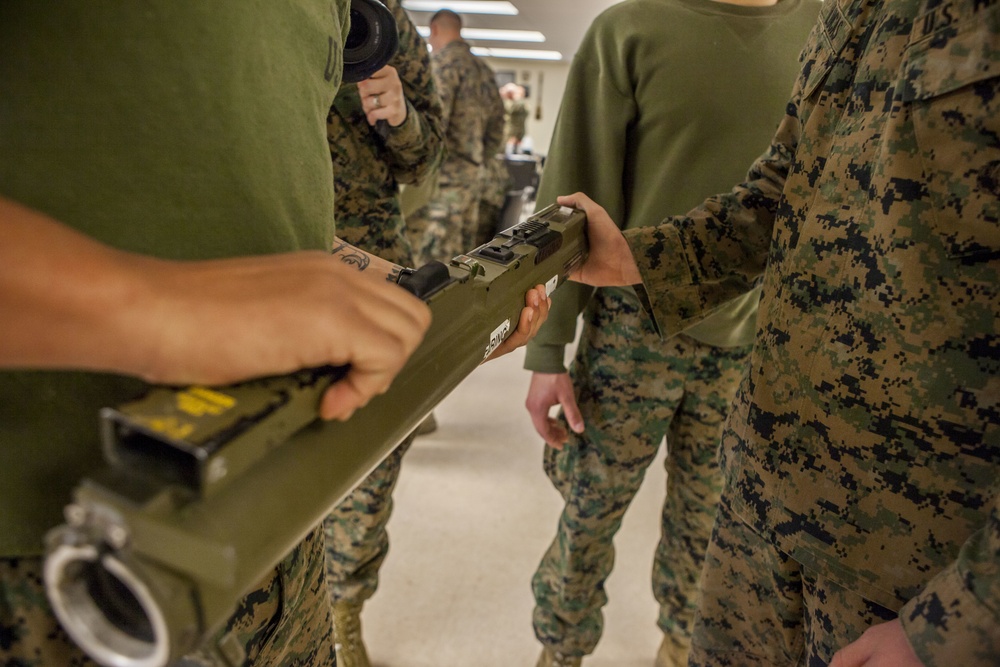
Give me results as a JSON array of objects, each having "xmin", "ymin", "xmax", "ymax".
[{"xmin": 42, "ymin": 204, "xmax": 587, "ymax": 667}]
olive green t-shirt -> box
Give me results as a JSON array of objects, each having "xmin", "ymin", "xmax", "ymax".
[
  {"xmin": 525, "ymin": 0, "xmax": 821, "ymax": 372},
  {"xmin": 0, "ymin": 2, "xmax": 348, "ymax": 555}
]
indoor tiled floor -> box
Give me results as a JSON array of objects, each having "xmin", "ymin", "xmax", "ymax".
[{"xmin": 360, "ymin": 346, "xmax": 668, "ymax": 667}]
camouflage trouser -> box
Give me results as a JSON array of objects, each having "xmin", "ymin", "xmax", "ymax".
[
  {"xmin": 532, "ymin": 289, "xmax": 752, "ymax": 661},
  {"xmin": 0, "ymin": 557, "xmax": 99, "ymax": 666},
  {"xmin": 181, "ymin": 525, "xmax": 336, "ymax": 666},
  {"xmin": 405, "ymin": 181, "xmax": 479, "ymax": 266},
  {"xmin": 475, "ymin": 199, "xmax": 502, "ymax": 248},
  {"xmin": 689, "ymin": 496, "xmax": 897, "ymax": 667},
  {"xmin": 0, "ymin": 526, "xmax": 336, "ymax": 667},
  {"xmin": 323, "ymin": 436, "xmax": 414, "ymax": 605}
]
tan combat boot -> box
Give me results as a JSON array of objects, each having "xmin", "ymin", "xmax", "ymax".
[
  {"xmin": 414, "ymin": 412, "xmax": 438, "ymax": 436},
  {"xmin": 535, "ymin": 647, "xmax": 582, "ymax": 667},
  {"xmin": 333, "ymin": 601, "xmax": 371, "ymax": 667}
]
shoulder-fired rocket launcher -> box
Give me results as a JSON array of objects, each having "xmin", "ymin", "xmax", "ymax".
[{"xmin": 42, "ymin": 204, "xmax": 587, "ymax": 667}]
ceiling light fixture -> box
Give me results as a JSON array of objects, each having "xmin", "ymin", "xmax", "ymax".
[
  {"xmin": 402, "ymin": 1, "xmax": 519, "ymax": 15},
  {"xmin": 471, "ymin": 46, "xmax": 563, "ymax": 61},
  {"xmin": 416, "ymin": 26, "xmax": 544, "ymax": 42}
]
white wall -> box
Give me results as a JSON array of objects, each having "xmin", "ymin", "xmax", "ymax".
[{"xmin": 484, "ymin": 58, "xmax": 570, "ymax": 159}]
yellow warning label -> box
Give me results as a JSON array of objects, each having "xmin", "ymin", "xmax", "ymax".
[
  {"xmin": 141, "ymin": 416, "xmax": 195, "ymax": 441},
  {"xmin": 176, "ymin": 386, "xmax": 237, "ymax": 417}
]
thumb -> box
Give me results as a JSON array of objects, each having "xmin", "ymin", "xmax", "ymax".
[
  {"xmin": 561, "ymin": 392, "xmax": 585, "ymax": 434},
  {"xmin": 557, "ymin": 192, "xmax": 593, "ymax": 211},
  {"xmin": 319, "ymin": 369, "xmax": 388, "ymax": 421}
]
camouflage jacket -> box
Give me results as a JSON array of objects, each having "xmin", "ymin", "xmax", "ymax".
[
  {"xmin": 480, "ymin": 155, "xmax": 510, "ymax": 209},
  {"xmin": 327, "ymin": 0, "xmax": 443, "ymax": 265},
  {"xmin": 431, "ymin": 39, "xmax": 505, "ymax": 185},
  {"xmin": 625, "ymin": 0, "xmax": 1000, "ymax": 663},
  {"xmin": 503, "ymin": 98, "xmax": 527, "ymax": 142}
]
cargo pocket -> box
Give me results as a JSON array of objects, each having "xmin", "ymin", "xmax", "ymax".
[{"xmin": 902, "ymin": 5, "xmax": 1000, "ymax": 260}]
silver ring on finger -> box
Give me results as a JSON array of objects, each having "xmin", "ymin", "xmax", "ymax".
[{"xmin": 373, "ymin": 94, "xmax": 382, "ymax": 109}]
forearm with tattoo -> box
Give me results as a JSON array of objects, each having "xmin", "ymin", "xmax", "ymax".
[
  {"xmin": 331, "ymin": 238, "xmax": 405, "ymax": 284},
  {"xmin": 330, "ymin": 241, "xmax": 371, "ymax": 271}
]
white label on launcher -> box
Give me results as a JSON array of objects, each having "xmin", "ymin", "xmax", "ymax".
[
  {"xmin": 483, "ymin": 319, "xmax": 511, "ymax": 359},
  {"xmin": 544, "ymin": 274, "xmax": 558, "ymax": 296}
]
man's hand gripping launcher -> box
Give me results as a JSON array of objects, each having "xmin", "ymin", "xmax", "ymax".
[{"xmin": 42, "ymin": 204, "xmax": 587, "ymax": 667}]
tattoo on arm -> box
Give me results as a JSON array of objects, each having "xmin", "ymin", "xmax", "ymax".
[
  {"xmin": 331, "ymin": 241, "xmax": 370, "ymax": 271},
  {"xmin": 387, "ymin": 265, "xmax": 403, "ymax": 284}
]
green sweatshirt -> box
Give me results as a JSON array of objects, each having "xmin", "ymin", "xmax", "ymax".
[
  {"xmin": 0, "ymin": 1, "xmax": 347, "ymax": 556},
  {"xmin": 525, "ymin": 0, "xmax": 820, "ymax": 373}
]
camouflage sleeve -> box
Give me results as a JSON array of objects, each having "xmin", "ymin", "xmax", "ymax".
[
  {"xmin": 623, "ymin": 100, "xmax": 791, "ymax": 338},
  {"xmin": 380, "ymin": 0, "xmax": 443, "ymax": 185},
  {"xmin": 899, "ymin": 501, "xmax": 1000, "ymax": 666},
  {"xmin": 482, "ymin": 79, "xmax": 505, "ymax": 159},
  {"xmin": 432, "ymin": 50, "xmax": 459, "ymax": 137}
]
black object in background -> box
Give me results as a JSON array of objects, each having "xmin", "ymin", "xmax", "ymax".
[{"xmin": 343, "ymin": 0, "xmax": 400, "ymax": 84}]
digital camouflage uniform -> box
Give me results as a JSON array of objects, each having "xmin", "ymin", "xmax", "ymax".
[
  {"xmin": 323, "ymin": 0, "xmax": 444, "ymax": 610},
  {"xmin": 0, "ymin": 536, "xmax": 336, "ymax": 667},
  {"xmin": 476, "ymin": 155, "xmax": 512, "ymax": 247},
  {"xmin": 504, "ymin": 98, "xmax": 528, "ymax": 145},
  {"xmin": 522, "ymin": 0, "xmax": 820, "ymax": 663},
  {"xmin": 531, "ymin": 291, "xmax": 754, "ymax": 663},
  {"xmin": 178, "ymin": 527, "xmax": 336, "ymax": 667},
  {"xmin": 621, "ymin": 0, "xmax": 1000, "ymax": 664},
  {"xmin": 406, "ymin": 39, "xmax": 505, "ymax": 265},
  {"xmin": 0, "ymin": 2, "xmax": 350, "ymax": 665}
]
